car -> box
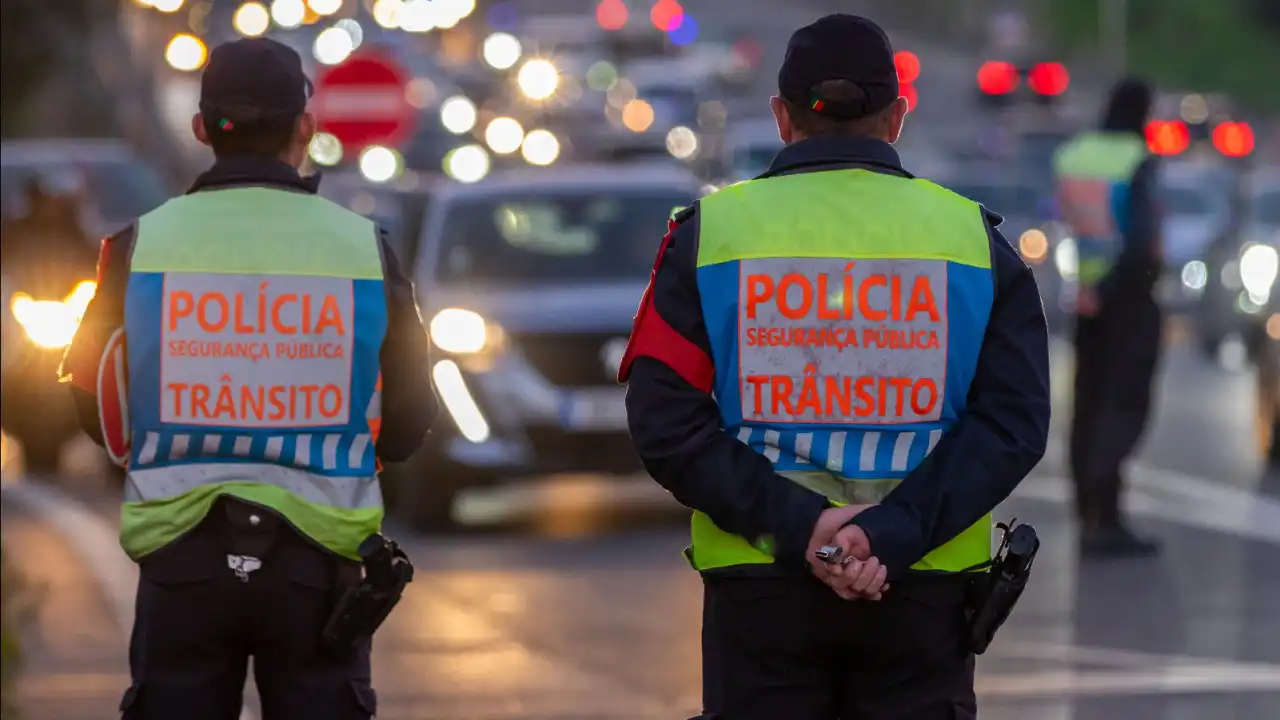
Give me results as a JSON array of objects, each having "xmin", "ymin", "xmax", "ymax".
[
  {"xmin": 1155, "ymin": 162, "xmax": 1234, "ymax": 313},
  {"xmin": 0, "ymin": 139, "xmax": 172, "ymax": 473},
  {"xmin": 384, "ymin": 163, "xmax": 703, "ymax": 527},
  {"xmin": 929, "ymin": 173, "xmax": 1071, "ymax": 334},
  {"xmin": 717, "ymin": 118, "xmax": 780, "ymax": 185}
]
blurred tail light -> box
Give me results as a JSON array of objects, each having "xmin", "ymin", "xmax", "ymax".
[
  {"xmin": 1212, "ymin": 121, "xmax": 1254, "ymax": 157},
  {"xmin": 977, "ymin": 61, "xmax": 1019, "ymax": 95},
  {"xmin": 1145, "ymin": 120, "xmax": 1190, "ymax": 155},
  {"xmin": 901, "ymin": 83, "xmax": 918, "ymax": 111},
  {"xmin": 895, "ymin": 51, "xmax": 921, "ymax": 84},
  {"xmin": 1028, "ymin": 62, "xmax": 1069, "ymax": 96}
]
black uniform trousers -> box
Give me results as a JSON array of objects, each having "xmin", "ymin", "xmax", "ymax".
[
  {"xmin": 699, "ymin": 572, "xmax": 976, "ymax": 720},
  {"xmin": 120, "ymin": 498, "xmax": 376, "ymax": 720},
  {"xmin": 1069, "ymin": 296, "xmax": 1163, "ymax": 527}
]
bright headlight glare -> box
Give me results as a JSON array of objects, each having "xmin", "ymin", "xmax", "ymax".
[
  {"xmin": 10, "ymin": 282, "xmax": 96, "ymax": 350},
  {"xmin": 431, "ymin": 359, "xmax": 490, "ymax": 443},
  {"xmin": 1240, "ymin": 244, "xmax": 1279, "ymax": 297},
  {"xmin": 1054, "ymin": 237, "xmax": 1078, "ymax": 279},
  {"xmin": 517, "ymin": 59, "xmax": 559, "ymax": 100},
  {"xmin": 429, "ymin": 308, "xmax": 487, "ymax": 353}
]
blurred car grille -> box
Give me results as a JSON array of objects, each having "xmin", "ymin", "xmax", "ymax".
[{"xmin": 513, "ymin": 333, "xmax": 624, "ymax": 388}]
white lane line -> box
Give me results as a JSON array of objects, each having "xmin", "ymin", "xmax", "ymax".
[
  {"xmin": 977, "ymin": 665, "xmax": 1280, "ymax": 698},
  {"xmin": 1012, "ymin": 472, "xmax": 1280, "ymax": 546},
  {"xmin": 1, "ymin": 480, "xmax": 258, "ymax": 720}
]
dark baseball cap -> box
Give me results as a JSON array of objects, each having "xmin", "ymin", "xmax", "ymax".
[
  {"xmin": 778, "ymin": 14, "xmax": 900, "ymax": 119},
  {"xmin": 199, "ymin": 38, "xmax": 313, "ymax": 130}
]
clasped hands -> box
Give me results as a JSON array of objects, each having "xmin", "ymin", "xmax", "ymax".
[{"xmin": 804, "ymin": 504, "xmax": 890, "ymax": 601}]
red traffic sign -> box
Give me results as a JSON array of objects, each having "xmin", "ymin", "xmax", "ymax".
[{"xmin": 313, "ymin": 52, "xmax": 416, "ymax": 153}]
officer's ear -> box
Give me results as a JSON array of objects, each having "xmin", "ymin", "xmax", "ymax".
[
  {"xmin": 295, "ymin": 112, "xmax": 317, "ymax": 146},
  {"xmin": 192, "ymin": 113, "xmax": 212, "ymax": 147},
  {"xmin": 769, "ymin": 96, "xmax": 795, "ymax": 144},
  {"xmin": 886, "ymin": 97, "xmax": 910, "ymax": 144}
]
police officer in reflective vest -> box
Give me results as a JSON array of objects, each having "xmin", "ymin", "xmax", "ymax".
[
  {"xmin": 621, "ymin": 15, "xmax": 1051, "ymax": 719},
  {"xmin": 1054, "ymin": 78, "xmax": 1163, "ymax": 559},
  {"xmin": 60, "ymin": 38, "xmax": 437, "ymax": 719}
]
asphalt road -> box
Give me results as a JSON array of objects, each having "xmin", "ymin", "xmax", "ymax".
[{"xmin": 5, "ymin": 336, "xmax": 1280, "ymax": 720}]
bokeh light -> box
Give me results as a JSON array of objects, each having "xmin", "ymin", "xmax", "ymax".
[
  {"xmin": 521, "ymin": 129, "xmax": 561, "ymax": 166},
  {"xmin": 596, "ymin": 0, "xmax": 627, "ymax": 31},
  {"xmin": 308, "ymin": 132, "xmax": 343, "ymax": 166},
  {"xmin": 440, "ymin": 95, "xmax": 478, "ymax": 134},
  {"xmin": 372, "ymin": 0, "xmax": 403, "ymax": 28},
  {"xmin": 668, "ymin": 14, "xmax": 698, "ymax": 45},
  {"xmin": 233, "ymin": 2, "xmax": 271, "ymax": 37},
  {"xmin": 270, "ymin": 0, "xmax": 306, "ymax": 28},
  {"xmin": 894, "ymin": 51, "xmax": 921, "ymax": 84},
  {"xmin": 164, "ymin": 33, "xmax": 208, "ymax": 72},
  {"xmin": 517, "ymin": 59, "xmax": 559, "ymax": 100},
  {"xmin": 586, "ymin": 61, "xmax": 618, "ymax": 91},
  {"xmin": 482, "ymin": 33, "xmax": 522, "ymax": 70},
  {"xmin": 485, "ymin": 116, "xmax": 526, "ymax": 155},
  {"xmin": 359, "ymin": 146, "xmax": 402, "ymax": 183},
  {"xmin": 153, "ymin": 0, "xmax": 184, "ymax": 12},
  {"xmin": 622, "ymin": 99, "xmax": 655, "ymax": 132},
  {"xmin": 650, "ymin": 0, "xmax": 683, "ymax": 32},
  {"xmin": 307, "ymin": 0, "xmax": 342, "ymax": 15},
  {"xmin": 444, "ymin": 144, "xmax": 491, "ymax": 183},
  {"xmin": 666, "ymin": 126, "xmax": 698, "ymax": 159},
  {"xmin": 400, "ymin": 0, "xmax": 439, "ymax": 32},
  {"xmin": 313, "ymin": 26, "xmax": 355, "ymax": 65}
]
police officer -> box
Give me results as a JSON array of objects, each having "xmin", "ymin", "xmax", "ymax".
[
  {"xmin": 60, "ymin": 38, "xmax": 437, "ymax": 719},
  {"xmin": 621, "ymin": 15, "xmax": 1050, "ymax": 719},
  {"xmin": 1054, "ymin": 78, "xmax": 1163, "ymax": 558}
]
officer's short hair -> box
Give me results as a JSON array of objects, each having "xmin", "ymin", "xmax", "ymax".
[
  {"xmin": 201, "ymin": 110, "xmax": 297, "ymax": 159},
  {"xmin": 783, "ymin": 80, "xmax": 896, "ymax": 138}
]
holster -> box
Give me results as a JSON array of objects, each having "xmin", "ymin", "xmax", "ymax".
[
  {"xmin": 321, "ymin": 534, "xmax": 413, "ymax": 658},
  {"xmin": 965, "ymin": 521, "xmax": 1039, "ymax": 655}
]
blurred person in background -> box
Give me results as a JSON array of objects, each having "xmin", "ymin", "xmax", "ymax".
[
  {"xmin": 622, "ymin": 14, "xmax": 1050, "ymax": 719},
  {"xmin": 59, "ymin": 37, "xmax": 436, "ymax": 720},
  {"xmin": 1054, "ymin": 78, "xmax": 1163, "ymax": 558}
]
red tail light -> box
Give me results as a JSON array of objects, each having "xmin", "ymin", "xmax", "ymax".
[
  {"xmin": 1028, "ymin": 62, "xmax": 1069, "ymax": 96},
  {"xmin": 977, "ymin": 61, "xmax": 1019, "ymax": 95},
  {"xmin": 901, "ymin": 83, "xmax": 918, "ymax": 111},
  {"xmin": 1145, "ymin": 120, "xmax": 1190, "ymax": 155},
  {"xmin": 1212, "ymin": 122, "xmax": 1254, "ymax": 157},
  {"xmin": 895, "ymin": 51, "xmax": 921, "ymax": 84}
]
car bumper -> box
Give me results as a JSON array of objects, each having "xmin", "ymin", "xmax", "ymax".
[{"xmin": 431, "ymin": 350, "xmax": 637, "ymax": 476}]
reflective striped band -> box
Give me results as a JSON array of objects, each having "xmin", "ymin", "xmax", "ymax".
[
  {"xmin": 125, "ymin": 462, "xmax": 382, "ymax": 510},
  {"xmin": 735, "ymin": 426, "xmax": 944, "ymax": 476},
  {"xmin": 133, "ymin": 430, "xmax": 375, "ymax": 471}
]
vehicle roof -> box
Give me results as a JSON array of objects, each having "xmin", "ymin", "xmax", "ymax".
[
  {"xmin": 0, "ymin": 138, "xmax": 138, "ymax": 167},
  {"xmin": 429, "ymin": 163, "xmax": 701, "ymax": 201}
]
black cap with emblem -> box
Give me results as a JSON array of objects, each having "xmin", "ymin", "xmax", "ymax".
[
  {"xmin": 199, "ymin": 37, "xmax": 314, "ymax": 133},
  {"xmin": 777, "ymin": 14, "xmax": 900, "ymax": 120}
]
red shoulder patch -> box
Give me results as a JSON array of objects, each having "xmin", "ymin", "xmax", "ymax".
[
  {"xmin": 617, "ymin": 218, "xmax": 715, "ymax": 393},
  {"xmin": 97, "ymin": 328, "xmax": 130, "ymax": 467}
]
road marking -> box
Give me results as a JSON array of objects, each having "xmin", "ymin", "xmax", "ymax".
[
  {"xmin": 2, "ymin": 480, "xmax": 259, "ymax": 720},
  {"xmin": 977, "ymin": 664, "xmax": 1280, "ymax": 698}
]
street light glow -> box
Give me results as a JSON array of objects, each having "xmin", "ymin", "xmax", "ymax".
[
  {"xmin": 521, "ymin": 129, "xmax": 560, "ymax": 166},
  {"xmin": 307, "ymin": 0, "xmax": 343, "ymax": 15},
  {"xmin": 313, "ymin": 26, "xmax": 355, "ymax": 65},
  {"xmin": 439, "ymin": 96, "xmax": 478, "ymax": 134},
  {"xmin": 233, "ymin": 2, "xmax": 271, "ymax": 37},
  {"xmin": 484, "ymin": 116, "xmax": 525, "ymax": 155},
  {"xmin": 271, "ymin": 0, "xmax": 306, "ymax": 28},
  {"xmin": 482, "ymin": 33, "xmax": 522, "ymax": 70},
  {"xmin": 517, "ymin": 59, "xmax": 559, "ymax": 100},
  {"xmin": 153, "ymin": 0, "xmax": 185, "ymax": 12},
  {"xmin": 164, "ymin": 33, "xmax": 208, "ymax": 72}
]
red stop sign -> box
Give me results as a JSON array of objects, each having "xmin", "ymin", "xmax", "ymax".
[{"xmin": 313, "ymin": 53, "xmax": 416, "ymax": 153}]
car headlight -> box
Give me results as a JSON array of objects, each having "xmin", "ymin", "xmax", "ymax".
[
  {"xmin": 10, "ymin": 280, "xmax": 96, "ymax": 350},
  {"xmin": 429, "ymin": 308, "xmax": 489, "ymax": 354},
  {"xmin": 1239, "ymin": 244, "xmax": 1279, "ymax": 298},
  {"xmin": 1053, "ymin": 237, "xmax": 1078, "ymax": 279}
]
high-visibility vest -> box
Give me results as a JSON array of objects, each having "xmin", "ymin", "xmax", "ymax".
[
  {"xmin": 690, "ymin": 168, "xmax": 996, "ymax": 573},
  {"xmin": 1052, "ymin": 131, "xmax": 1149, "ymax": 286},
  {"xmin": 113, "ymin": 187, "xmax": 388, "ymax": 561}
]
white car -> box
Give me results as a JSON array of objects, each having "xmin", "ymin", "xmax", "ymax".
[
  {"xmin": 384, "ymin": 163, "xmax": 703, "ymax": 527},
  {"xmin": 1158, "ymin": 163, "xmax": 1233, "ymax": 311}
]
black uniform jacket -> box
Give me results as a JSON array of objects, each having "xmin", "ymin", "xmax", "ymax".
[{"xmin": 621, "ymin": 136, "xmax": 1051, "ymax": 580}]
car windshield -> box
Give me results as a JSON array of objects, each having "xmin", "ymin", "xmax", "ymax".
[
  {"xmin": 433, "ymin": 190, "xmax": 693, "ymax": 283},
  {"xmin": 946, "ymin": 183, "xmax": 1042, "ymax": 218},
  {"xmin": 1252, "ymin": 190, "xmax": 1280, "ymax": 227},
  {"xmin": 1, "ymin": 157, "xmax": 168, "ymax": 221},
  {"xmin": 1163, "ymin": 185, "xmax": 1217, "ymax": 216}
]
